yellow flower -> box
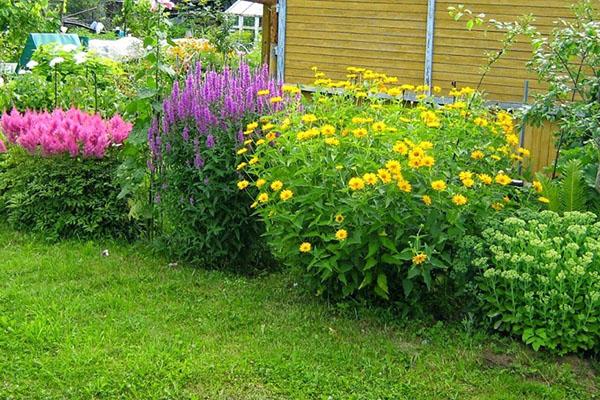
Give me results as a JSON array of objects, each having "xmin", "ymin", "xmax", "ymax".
[
  {"xmin": 349, "ymin": 177, "xmax": 365, "ymax": 191},
  {"xmin": 301, "ymin": 114, "xmax": 317, "ymax": 124},
  {"xmin": 237, "ymin": 180, "xmax": 249, "ymax": 190},
  {"xmin": 258, "ymin": 193, "xmax": 269, "ymax": 203},
  {"xmin": 397, "ymin": 179, "xmax": 412, "ymax": 193},
  {"xmin": 473, "ymin": 117, "xmax": 488, "ymax": 127},
  {"xmin": 490, "ymin": 154, "xmax": 502, "ymax": 161},
  {"xmin": 471, "ymin": 150, "xmax": 485, "ymax": 160},
  {"xmin": 409, "ymin": 147, "xmax": 425, "ymax": 159},
  {"xmin": 280, "ymin": 189, "xmax": 294, "ymax": 201},
  {"xmin": 249, "ymin": 157, "xmax": 259, "ymax": 165},
  {"xmin": 408, "ymin": 158, "xmax": 422, "ymax": 169},
  {"xmin": 250, "ymin": 201, "xmax": 258, "ymax": 209},
  {"xmin": 256, "ymin": 178, "xmax": 266, "ymax": 188},
  {"xmin": 478, "ymin": 174, "xmax": 493, "ymax": 185},
  {"xmin": 335, "ymin": 229, "xmax": 348, "ymax": 241},
  {"xmin": 236, "ymin": 162, "xmax": 247, "ymax": 171},
  {"xmin": 462, "ymin": 178, "xmax": 475, "ymax": 188},
  {"xmin": 538, "ymin": 196, "xmax": 550, "ymax": 204},
  {"xmin": 246, "ymin": 122, "xmax": 259, "ymax": 131},
  {"xmin": 385, "ymin": 160, "xmax": 401, "ymax": 175},
  {"xmin": 418, "ymin": 141, "xmax": 434, "ymax": 150},
  {"xmin": 324, "ymin": 137, "xmax": 340, "ymax": 146},
  {"xmin": 518, "ymin": 147, "xmax": 531, "ymax": 157},
  {"xmin": 270, "ymin": 96, "xmax": 283, "ymax": 104},
  {"xmin": 299, "ymin": 242, "xmax": 312, "ymax": 253},
  {"xmin": 335, "ymin": 214, "xmax": 344, "ymax": 223},
  {"xmin": 265, "ymin": 131, "xmax": 277, "ymax": 141},
  {"xmin": 422, "ymin": 195, "xmax": 432, "ymax": 206},
  {"xmin": 236, "ymin": 148, "xmax": 248, "ymax": 155},
  {"xmin": 459, "ymin": 171, "xmax": 473, "ymax": 181},
  {"xmin": 400, "ymin": 84, "xmax": 415, "ymax": 91},
  {"xmin": 452, "ymin": 194, "xmax": 468, "ymax": 206},
  {"xmin": 532, "ymin": 180, "xmax": 543, "ymax": 193},
  {"xmin": 387, "ymin": 87, "xmax": 402, "ymax": 97},
  {"xmin": 352, "ymin": 128, "xmax": 368, "ymax": 138},
  {"xmin": 256, "ymin": 139, "xmax": 266, "ymax": 145},
  {"xmin": 257, "ymin": 89, "xmax": 270, "ymax": 96},
  {"xmin": 421, "ymin": 156, "xmax": 435, "ymax": 167},
  {"xmin": 321, "ymin": 124, "xmax": 336, "ymax": 136},
  {"xmin": 372, "ymin": 122, "xmax": 387, "ymax": 132},
  {"xmin": 412, "ymin": 252, "xmax": 427, "ymax": 265},
  {"xmin": 363, "ymin": 173, "xmax": 378, "ymax": 185},
  {"xmin": 491, "ymin": 202, "xmax": 504, "ymax": 211},
  {"xmin": 282, "ymin": 84, "xmax": 300, "ymax": 94},
  {"xmin": 377, "ymin": 168, "xmax": 392, "ymax": 184},
  {"xmin": 431, "ymin": 180, "xmax": 447, "ymax": 191},
  {"xmin": 495, "ymin": 173, "xmax": 512, "ymax": 186},
  {"xmin": 393, "ymin": 141, "xmax": 409, "ymax": 155},
  {"xmin": 433, "ymin": 86, "xmax": 442, "ymax": 93},
  {"xmin": 270, "ymin": 180, "xmax": 283, "ymax": 191}
]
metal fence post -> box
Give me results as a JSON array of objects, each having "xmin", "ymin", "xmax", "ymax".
[
  {"xmin": 276, "ymin": 0, "xmax": 287, "ymax": 83},
  {"xmin": 424, "ymin": 0, "xmax": 436, "ymax": 93}
]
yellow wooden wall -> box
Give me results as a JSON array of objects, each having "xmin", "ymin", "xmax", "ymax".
[
  {"xmin": 523, "ymin": 121, "xmax": 557, "ymax": 173},
  {"xmin": 432, "ymin": 0, "xmax": 575, "ymax": 102},
  {"xmin": 284, "ymin": 0, "xmax": 428, "ymax": 85}
]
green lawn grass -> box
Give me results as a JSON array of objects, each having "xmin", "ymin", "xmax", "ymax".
[{"xmin": 0, "ymin": 229, "xmax": 597, "ymax": 399}]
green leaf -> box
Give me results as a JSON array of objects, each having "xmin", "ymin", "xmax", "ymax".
[{"xmin": 377, "ymin": 272, "xmax": 389, "ymax": 295}]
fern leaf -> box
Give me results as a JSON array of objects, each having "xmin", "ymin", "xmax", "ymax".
[
  {"xmin": 538, "ymin": 174, "xmax": 561, "ymax": 213},
  {"xmin": 560, "ymin": 160, "xmax": 587, "ymax": 212}
]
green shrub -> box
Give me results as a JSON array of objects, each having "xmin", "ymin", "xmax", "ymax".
[
  {"xmin": 476, "ymin": 211, "xmax": 600, "ymax": 354},
  {"xmin": 0, "ymin": 148, "xmax": 135, "ymax": 240},
  {"xmin": 243, "ymin": 68, "xmax": 538, "ymax": 313}
]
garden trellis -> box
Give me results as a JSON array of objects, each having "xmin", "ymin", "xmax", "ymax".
[{"xmin": 260, "ymin": 0, "xmax": 596, "ymax": 171}]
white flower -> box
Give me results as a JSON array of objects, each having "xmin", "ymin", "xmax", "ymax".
[
  {"xmin": 49, "ymin": 57, "xmax": 65, "ymax": 68},
  {"xmin": 26, "ymin": 60, "xmax": 38, "ymax": 69},
  {"xmin": 0, "ymin": 76, "xmax": 4, "ymax": 87},
  {"xmin": 60, "ymin": 26, "xmax": 68, "ymax": 33},
  {"xmin": 62, "ymin": 44, "xmax": 77, "ymax": 52},
  {"xmin": 74, "ymin": 52, "xmax": 87, "ymax": 64}
]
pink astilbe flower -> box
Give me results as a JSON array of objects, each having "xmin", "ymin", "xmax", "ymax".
[{"xmin": 0, "ymin": 108, "xmax": 131, "ymax": 158}]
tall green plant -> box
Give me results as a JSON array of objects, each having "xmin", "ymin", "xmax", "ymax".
[{"xmin": 538, "ymin": 160, "xmax": 589, "ymax": 213}]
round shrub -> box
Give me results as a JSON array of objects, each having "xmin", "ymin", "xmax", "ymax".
[
  {"xmin": 476, "ymin": 211, "xmax": 600, "ymax": 354},
  {"xmin": 242, "ymin": 69, "xmax": 538, "ymax": 311},
  {"xmin": 0, "ymin": 108, "xmax": 135, "ymax": 239}
]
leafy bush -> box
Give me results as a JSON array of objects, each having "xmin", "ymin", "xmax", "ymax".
[
  {"xmin": 0, "ymin": 44, "xmax": 132, "ymax": 115},
  {"xmin": 475, "ymin": 211, "xmax": 600, "ymax": 354},
  {"xmin": 150, "ymin": 63, "xmax": 293, "ymax": 269},
  {"xmin": 243, "ymin": 68, "xmax": 537, "ymax": 312},
  {"xmin": 0, "ymin": 108, "xmax": 135, "ymax": 239}
]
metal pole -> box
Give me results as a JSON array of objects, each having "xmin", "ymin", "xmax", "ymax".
[
  {"xmin": 518, "ymin": 80, "xmax": 529, "ymax": 174},
  {"xmin": 276, "ymin": 0, "xmax": 287, "ymax": 83},
  {"xmin": 424, "ymin": 0, "xmax": 436, "ymax": 94}
]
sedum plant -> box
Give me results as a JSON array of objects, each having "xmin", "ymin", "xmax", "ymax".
[
  {"xmin": 241, "ymin": 68, "xmax": 540, "ymax": 312},
  {"xmin": 475, "ymin": 211, "xmax": 600, "ymax": 354}
]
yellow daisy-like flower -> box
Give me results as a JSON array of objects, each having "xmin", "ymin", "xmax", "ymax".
[
  {"xmin": 324, "ymin": 137, "xmax": 340, "ymax": 146},
  {"xmin": 473, "ymin": 117, "xmax": 488, "ymax": 127},
  {"xmin": 249, "ymin": 157, "xmax": 259, "ymax": 165},
  {"xmin": 401, "ymin": 84, "xmax": 415, "ymax": 91},
  {"xmin": 282, "ymin": 84, "xmax": 300, "ymax": 93},
  {"xmin": 236, "ymin": 162, "xmax": 247, "ymax": 171},
  {"xmin": 490, "ymin": 154, "xmax": 502, "ymax": 161},
  {"xmin": 478, "ymin": 174, "xmax": 493, "ymax": 185},
  {"xmin": 506, "ymin": 134, "xmax": 519, "ymax": 146},
  {"xmin": 301, "ymin": 114, "xmax": 317, "ymax": 124},
  {"xmin": 452, "ymin": 194, "xmax": 468, "ymax": 206},
  {"xmin": 387, "ymin": 87, "xmax": 402, "ymax": 97},
  {"xmin": 299, "ymin": 242, "xmax": 312, "ymax": 253},
  {"xmin": 422, "ymin": 195, "xmax": 432, "ymax": 206},
  {"xmin": 243, "ymin": 139, "xmax": 253, "ymax": 146},
  {"xmin": 532, "ymin": 180, "xmax": 543, "ymax": 193},
  {"xmin": 335, "ymin": 229, "xmax": 348, "ymax": 241},
  {"xmin": 462, "ymin": 178, "xmax": 475, "ymax": 188},
  {"xmin": 256, "ymin": 139, "xmax": 266, "ymax": 145},
  {"xmin": 412, "ymin": 252, "xmax": 427, "ymax": 265},
  {"xmin": 471, "ymin": 150, "xmax": 485, "ymax": 160},
  {"xmin": 246, "ymin": 122, "xmax": 259, "ymax": 131},
  {"xmin": 459, "ymin": 171, "xmax": 473, "ymax": 181},
  {"xmin": 377, "ymin": 168, "xmax": 392, "ymax": 184},
  {"xmin": 431, "ymin": 180, "xmax": 447, "ymax": 191},
  {"xmin": 349, "ymin": 177, "xmax": 365, "ymax": 191},
  {"xmin": 270, "ymin": 180, "xmax": 283, "ymax": 191},
  {"xmin": 491, "ymin": 202, "xmax": 505, "ymax": 211},
  {"xmin": 418, "ymin": 141, "xmax": 434, "ymax": 150},
  {"xmin": 409, "ymin": 147, "xmax": 425, "ymax": 159},
  {"xmin": 237, "ymin": 180, "xmax": 249, "ymax": 190},
  {"xmin": 265, "ymin": 131, "xmax": 277, "ymax": 141},
  {"xmin": 538, "ymin": 196, "xmax": 550, "ymax": 204},
  {"xmin": 385, "ymin": 160, "xmax": 401, "ymax": 175},
  {"xmin": 433, "ymin": 86, "xmax": 442, "ymax": 93},
  {"xmin": 280, "ymin": 189, "xmax": 294, "ymax": 201},
  {"xmin": 518, "ymin": 147, "xmax": 531, "ymax": 157},
  {"xmin": 372, "ymin": 122, "xmax": 387, "ymax": 132},
  {"xmin": 270, "ymin": 96, "xmax": 283, "ymax": 104},
  {"xmin": 236, "ymin": 148, "xmax": 248, "ymax": 155},
  {"xmin": 258, "ymin": 193, "xmax": 269, "ymax": 203},
  {"xmin": 262, "ymin": 123, "xmax": 275, "ymax": 131},
  {"xmin": 363, "ymin": 173, "xmax": 378, "ymax": 185},
  {"xmin": 393, "ymin": 141, "xmax": 409, "ymax": 155},
  {"xmin": 495, "ymin": 173, "xmax": 512, "ymax": 186},
  {"xmin": 321, "ymin": 124, "xmax": 336, "ymax": 136},
  {"xmin": 352, "ymin": 128, "xmax": 368, "ymax": 138},
  {"xmin": 421, "ymin": 156, "xmax": 435, "ymax": 167},
  {"xmin": 397, "ymin": 179, "xmax": 412, "ymax": 193},
  {"xmin": 335, "ymin": 214, "xmax": 344, "ymax": 223},
  {"xmin": 250, "ymin": 201, "xmax": 258, "ymax": 209},
  {"xmin": 408, "ymin": 158, "xmax": 421, "ymax": 169},
  {"xmin": 256, "ymin": 178, "xmax": 266, "ymax": 188},
  {"xmin": 257, "ymin": 89, "xmax": 270, "ymax": 96}
]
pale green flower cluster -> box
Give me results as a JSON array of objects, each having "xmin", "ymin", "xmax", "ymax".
[{"xmin": 478, "ymin": 211, "xmax": 600, "ymax": 354}]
